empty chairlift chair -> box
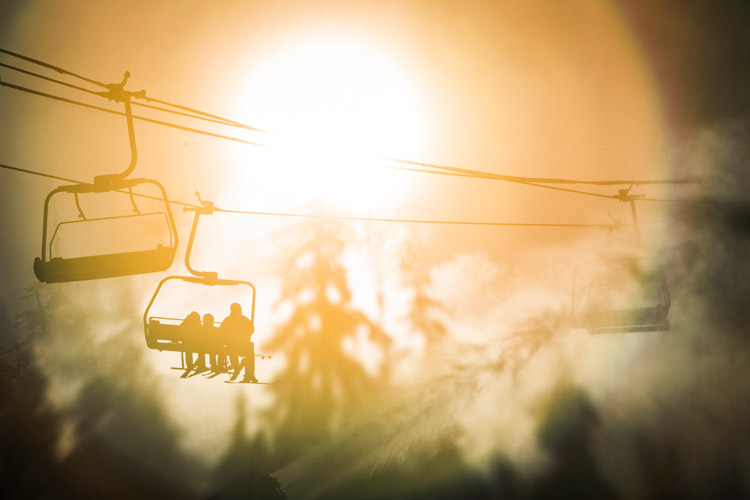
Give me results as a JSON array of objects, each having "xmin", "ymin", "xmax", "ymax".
[
  {"xmin": 32, "ymin": 71, "xmax": 179, "ymax": 283},
  {"xmin": 33, "ymin": 179, "xmax": 178, "ymax": 283},
  {"xmin": 570, "ymin": 255, "xmax": 671, "ymax": 334}
]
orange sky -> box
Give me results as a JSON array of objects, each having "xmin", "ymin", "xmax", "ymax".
[
  {"xmin": 3, "ymin": 2, "xmax": 743, "ymax": 498},
  {"xmin": 0, "ymin": 0, "xmax": 681, "ymax": 273}
]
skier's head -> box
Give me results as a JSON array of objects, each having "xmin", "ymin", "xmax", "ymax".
[{"xmin": 230, "ymin": 302, "xmax": 242, "ymax": 315}]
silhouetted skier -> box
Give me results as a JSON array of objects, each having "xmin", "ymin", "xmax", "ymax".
[
  {"xmin": 220, "ymin": 303, "xmax": 257, "ymax": 383},
  {"xmin": 198, "ymin": 313, "xmax": 215, "ymax": 372},
  {"xmin": 180, "ymin": 311, "xmax": 201, "ymax": 372}
]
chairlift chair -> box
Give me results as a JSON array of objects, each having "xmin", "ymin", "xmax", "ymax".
[
  {"xmin": 34, "ymin": 179, "xmax": 178, "ymax": 283},
  {"xmin": 143, "ymin": 195, "xmax": 264, "ymax": 365},
  {"xmin": 570, "ymin": 189, "xmax": 672, "ymax": 334},
  {"xmin": 143, "ymin": 275, "xmax": 256, "ymax": 354},
  {"xmin": 570, "ymin": 255, "xmax": 671, "ymax": 334},
  {"xmin": 33, "ymin": 72, "xmax": 179, "ymax": 283}
]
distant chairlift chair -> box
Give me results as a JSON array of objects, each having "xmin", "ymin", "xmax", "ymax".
[{"xmin": 570, "ymin": 256, "xmax": 671, "ymax": 334}]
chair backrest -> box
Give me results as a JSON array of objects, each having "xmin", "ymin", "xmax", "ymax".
[{"xmin": 34, "ymin": 178, "xmax": 178, "ymax": 283}]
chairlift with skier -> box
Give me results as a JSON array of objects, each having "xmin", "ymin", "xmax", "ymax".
[{"xmin": 143, "ymin": 194, "xmax": 270, "ymax": 381}]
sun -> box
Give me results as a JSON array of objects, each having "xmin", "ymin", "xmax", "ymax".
[{"xmin": 231, "ymin": 36, "xmax": 428, "ymax": 213}]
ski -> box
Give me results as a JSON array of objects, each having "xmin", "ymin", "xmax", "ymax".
[{"xmin": 224, "ymin": 379, "xmax": 280, "ymax": 385}]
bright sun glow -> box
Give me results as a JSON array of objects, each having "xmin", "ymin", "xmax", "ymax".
[{"xmin": 232, "ymin": 37, "xmax": 427, "ymax": 212}]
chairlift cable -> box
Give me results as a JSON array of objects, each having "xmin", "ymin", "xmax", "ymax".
[
  {"xmin": 0, "ymin": 60, "xmax": 267, "ymax": 130},
  {"xmin": 0, "ymin": 79, "xmax": 269, "ymax": 148},
  {"xmin": 0, "ymin": 48, "xmax": 267, "ymax": 131},
  {"xmin": 0, "ymin": 163, "xmax": 79, "ymax": 184},
  {"xmin": 0, "ymin": 83, "xmax": 692, "ymax": 200},
  {"xmin": 0, "ymin": 61, "xmax": 692, "ymax": 193},
  {"xmin": 1, "ymin": 48, "xmax": 700, "ymax": 190},
  {"xmin": 0, "ymin": 62, "xmax": 103, "ymax": 97},
  {"xmin": 0, "ymin": 162, "xmax": 617, "ymax": 228},
  {"xmin": 384, "ymin": 164, "xmax": 616, "ymax": 198},
  {"xmin": 387, "ymin": 164, "xmax": 698, "ymax": 199},
  {"xmin": 638, "ymin": 197, "xmax": 750, "ymax": 204},
  {"xmin": 0, "ymin": 79, "xmax": 668, "ymax": 202},
  {"xmin": 385, "ymin": 162, "xmax": 616, "ymax": 199},
  {"xmin": 386, "ymin": 157, "xmax": 699, "ymax": 186},
  {"xmin": 136, "ymin": 94, "xmax": 271, "ymax": 133},
  {"xmin": 0, "ymin": 48, "xmax": 108, "ymax": 89},
  {"xmin": 214, "ymin": 205, "xmax": 611, "ymax": 227},
  {"xmin": 131, "ymin": 99, "xmax": 262, "ymax": 129}
]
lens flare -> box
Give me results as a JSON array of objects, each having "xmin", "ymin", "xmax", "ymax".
[{"xmin": 229, "ymin": 36, "xmax": 428, "ymax": 212}]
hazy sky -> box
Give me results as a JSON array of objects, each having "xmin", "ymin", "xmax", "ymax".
[
  {"xmin": 1, "ymin": 1, "xmax": 749, "ymax": 498},
  {"xmin": 0, "ymin": 0, "xmax": 699, "ymax": 277}
]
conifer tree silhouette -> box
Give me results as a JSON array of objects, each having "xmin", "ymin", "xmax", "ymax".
[
  {"xmin": 266, "ymin": 221, "xmax": 391, "ymax": 464},
  {"xmin": 6, "ymin": 284, "xmax": 200, "ymax": 498},
  {"xmin": 0, "ymin": 285, "xmax": 64, "ymax": 499},
  {"xmin": 399, "ymin": 232, "xmax": 447, "ymax": 345},
  {"xmin": 212, "ymin": 393, "xmax": 271, "ymax": 485}
]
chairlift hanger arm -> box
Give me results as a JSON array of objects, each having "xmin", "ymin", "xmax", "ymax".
[
  {"xmin": 182, "ymin": 192, "xmax": 218, "ymax": 280},
  {"xmin": 612, "ymin": 186, "xmax": 646, "ymax": 247},
  {"xmin": 2, "ymin": 69, "xmax": 144, "ymax": 187},
  {"xmin": 92, "ymin": 72, "xmax": 146, "ymax": 184}
]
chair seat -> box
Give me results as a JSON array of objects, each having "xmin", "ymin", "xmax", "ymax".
[
  {"xmin": 34, "ymin": 247, "xmax": 173, "ymax": 283},
  {"xmin": 584, "ymin": 306, "xmax": 670, "ymax": 334}
]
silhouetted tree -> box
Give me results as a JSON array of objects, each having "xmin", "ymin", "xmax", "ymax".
[
  {"xmin": 210, "ymin": 393, "xmax": 274, "ymax": 494},
  {"xmin": 208, "ymin": 470, "xmax": 286, "ymax": 500},
  {"xmin": 399, "ymin": 232, "xmax": 447, "ymax": 345},
  {"xmin": 528, "ymin": 385, "xmax": 618, "ymax": 500},
  {"xmin": 0, "ymin": 288, "xmax": 65, "ymax": 499},
  {"xmin": 266, "ymin": 221, "xmax": 391, "ymax": 464},
  {"xmin": 316, "ymin": 438, "xmax": 497, "ymax": 500},
  {"xmin": 2, "ymin": 283, "xmax": 201, "ymax": 498},
  {"xmin": 57, "ymin": 281, "xmax": 200, "ymax": 498}
]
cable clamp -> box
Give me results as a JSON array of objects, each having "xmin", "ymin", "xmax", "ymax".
[
  {"xmin": 614, "ymin": 185, "xmax": 645, "ymax": 203},
  {"xmin": 184, "ymin": 191, "xmax": 215, "ymax": 214},
  {"xmin": 98, "ymin": 71, "xmax": 146, "ymax": 102}
]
